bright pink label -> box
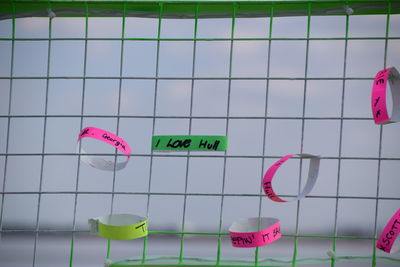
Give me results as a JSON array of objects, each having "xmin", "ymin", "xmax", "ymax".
[
  {"xmin": 230, "ymin": 221, "xmax": 281, "ymax": 248},
  {"xmin": 262, "ymin": 154, "xmax": 295, "ymax": 203},
  {"xmin": 371, "ymin": 68, "xmax": 391, "ymax": 124},
  {"xmin": 78, "ymin": 127, "xmax": 131, "ymax": 158},
  {"xmin": 376, "ymin": 208, "xmax": 400, "ymax": 253}
]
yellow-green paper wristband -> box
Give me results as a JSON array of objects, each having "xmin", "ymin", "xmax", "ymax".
[
  {"xmin": 88, "ymin": 214, "xmax": 148, "ymax": 240},
  {"xmin": 152, "ymin": 135, "xmax": 228, "ymax": 151}
]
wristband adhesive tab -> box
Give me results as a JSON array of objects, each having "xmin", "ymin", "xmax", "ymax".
[
  {"xmin": 152, "ymin": 135, "xmax": 228, "ymax": 151},
  {"xmin": 89, "ymin": 214, "xmax": 148, "ymax": 240},
  {"xmin": 229, "ymin": 217, "xmax": 281, "ymax": 248},
  {"xmin": 371, "ymin": 67, "xmax": 400, "ymax": 124},
  {"xmin": 376, "ymin": 208, "xmax": 400, "ymax": 254},
  {"xmin": 77, "ymin": 127, "xmax": 131, "ymax": 171},
  {"xmin": 262, "ymin": 154, "xmax": 320, "ymax": 202}
]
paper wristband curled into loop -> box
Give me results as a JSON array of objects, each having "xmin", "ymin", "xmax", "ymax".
[
  {"xmin": 376, "ymin": 208, "xmax": 400, "ymax": 253},
  {"xmin": 229, "ymin": 217, "xmax": 281, "ymax": 248},
  {"xmin": 371, "ymin": 67, "xmax": 400, "ymax": 124},
  {"xmin": 88, "ymin": 214, "xmax": 148, "ymax": 240},
  {"xmin": 262, "ymin": 153, "xmax": 320, "ymax": 203},
  {"xmin": 77, "ymin": 127, "xmax": 131, "ymax": 171},
  {"xmin": 152, "ymin": 135, "xmax": 228, "ymax": 151}
]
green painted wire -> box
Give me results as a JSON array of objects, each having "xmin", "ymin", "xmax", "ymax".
[
  {"xmin": 372, "ymin": 2, "xmax": 391, "ymax": 266},
  {"xmin": 108, "ymin": 254, "xmax": 400, "ymax": 267},
  {"xmin": 107, "ymin": 240, "xmax": 112, "ymax": 259},
  {"xmin": 2, "ymin": 0, "xmax": 399, "ymax": 19},
  {"xmin": 290, "ymin": 4, "xmax": 312, "ymax": 267},
  {"xmin": 68, "ymin": 2, "xmax": 89, "ymax": 267},
  {"xmin": 254, "ymin": 5, "xmax": 275, "ymax": 267},
  {"xmin": 0, "ymin": 37, "xmax": 399, "ymax": 41},
  {"xmin": 177, "ymin": 4, "xmax": 199, "ymax": 264},
  {"xmin": 330, "ymin": 5, "xmax": 351, "ymax": 266},
  {"xmin": 215, "ymin": 3, "xmax": 237, "ymax": 266},
  {"xmin": 4, "ymin": 1, "xmax": 397, "ymax": 266},
  {"xmin": 107, "ymin": 0, "xmax": 128, "ymax": 262},
  {"xmin": 105, "ymin": 2, "xmax": 128, "ymax": 262},
  {"xmin": 148, "ymin": 231, "xmax": 377, "ymax": 240},
  {"xmin": 142, "ymin": 3, "xmax": 164, "ymax": 265}
]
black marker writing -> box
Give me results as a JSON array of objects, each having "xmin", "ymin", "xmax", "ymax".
[
  {"xmin": 231, "ymin": 234, "xmax": 255, "ymax": 245},
  {"xmin": 376, "ymin": 110, "xmax": 381, "ymax": 118},
  {"xmin": 102, "ymin": 133, "xmax": 126, "ymax": 151},
  {"xmin": 392, "ymin": 219, "xmax": 400, "ymax": 231},
  {"xmin": 382, "ymin": 218, "xmax": 400, "ymax": 248},
  {"xmin": 167, "ymin": 138, "xmax": 191, "ymax": 148},
  {"xmin": 80, "ymin": 128, "xmax": 89, "ymax": 137},
  {"xmin": 263, "ymin": 181, "xmax": 277, "ymax": 200},
  {"xmin": 262, "ymin": 233, "xmax": 270, "ymax": 242},
  {"xmin": 198, "ymin": 139, "xmax": 220, "ymax": 150},
  {"xmin": 273, "ymin": 227, "xmax": 281, "ymax": 238},
  {"xmin": 382, "ymin": 237, "xmax": 390, "ymax": 246},
  {"xmin": 374, "ymin": 97, "xmax": 380, "ymax": 107},
  {"xmin": 378, "ymin": 244, "xmax": 386, "ymax": 251},
  {"xmin": 376, "ymin": 78, "xmax": 385, "ymax": 85},
  {"xmin": 377, "ymin": 69, "xmax": 388, "ymax": 78},
  {"xmin": 135, "ymin": 223, "xmax": 147, "ymax": 233},
  {"xmin": 214, "ymin": 140, "xmax": 220, "ymax": 150},
  {"xmin": 155, "ymin": 139, "xmax": 161, "ymax": 148}
]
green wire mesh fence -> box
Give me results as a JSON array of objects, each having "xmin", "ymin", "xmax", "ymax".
[{"xmin": 0, "ymin": 1, "xmax": 400, "ymax": 267}]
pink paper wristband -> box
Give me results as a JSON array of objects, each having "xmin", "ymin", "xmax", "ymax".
[
  {"xmin": 77, "ymin": 127, "xmax": 131, "ymax": 171},
  {"xmin": 371, "ymin": 67, "xmax": 400, "ymax": 124},
  {"xmin": 262, "ymin": 154, "xmax": 320, "ymax": 203},
  {"xmin": 376, "ymin": 208, "xmax": 400, "ymax": 254},
  {"xmin": 229, "ymin": 217, "xmax": 281, "ymax": 248}
]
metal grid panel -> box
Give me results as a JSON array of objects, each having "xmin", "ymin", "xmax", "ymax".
[{"xmin": 0, "ymin": 1, "xmax": 399, "ymax": 267}]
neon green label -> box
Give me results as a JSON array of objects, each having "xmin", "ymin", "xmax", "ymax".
[
  {"xmin": 152, "ymin": 135, "xmax": 228, "ymax": 151},
  {"xmin": 90, "ymin": 214, "xmax": 148, "ymax": 241},
  {"xmin": 98, "ymin": 219, "xmax": 148, "ymax": 240}
]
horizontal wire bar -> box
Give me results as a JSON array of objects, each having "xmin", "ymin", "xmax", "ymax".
[
  {"xmin": 1, "ymin": 229, "xmax": 88, "ymax": 233},
  {"xmin": 1, "ymin": 153, "xmax": 399, "ymax": 161},
  {"xmin": 0, "ymin": 114, "xmax": 374, "ymax": 120},
  {"xmin": 0, "ymin": 76, "xmax": 374, "ymax": 80},
  {"xmin": 150, "ymin": 232, "xmax": 377, "ymax": 241},
  {"xmin": 0, "ymin": 191, "xmax": 399, "ymax": 201},
  {"xmin": 0, "ymin": 37, "xmax": 399, "ymax": 42},
  {"xmin": 0, "ymin": 229, "xmax": 383, "ymax": 241}
]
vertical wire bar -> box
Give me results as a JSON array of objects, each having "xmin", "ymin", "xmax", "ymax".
[
  {"xmin": 32, "ymin": 7, "xmax": 53, "ymax": 267},
  {"xmin": 178, "ymin": 4, "xmax": 199, "ymax": 264},
  {"xmin": 372, "ymin": 2, "xmax": 391, "ymax": 266},
  {"xmin": 142, "ymin": 3, "xmax": 164, "ymax": 263},
  {"xmin": 254, "ymin": 6, "xmax": 274, "ymax": 266},
  {"xmin": 291, "ymin": 4, "xmax": 312, "ymax": 266},
  {"xmin": 216, "ymin": 4, "xmax": 236, "ymax": 265},
  {"xmin": 331, "ymin": 9, "xmax": 351, "ymax": 267},
  {"xmin": 69, "ymin": 3, "xmax": 89, "ymax": 267},
  {"xmin": 106, "ymin": 2, "xmax": 127, "ymax": 260},
  {"xmin": 0, "ymin": 2, "xmax": 15, "ymax": 235}
]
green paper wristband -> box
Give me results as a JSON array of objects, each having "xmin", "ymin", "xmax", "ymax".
[
  {"xmin": 152, "ymin": 135, "xmax": 228, "ymax": 151},
  {"xmin": 88, "ymin": 214, "xmax": 148, "ymax": 240}
]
